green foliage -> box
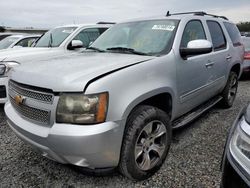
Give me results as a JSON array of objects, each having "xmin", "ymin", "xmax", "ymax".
[
  {"xmin": 0, "ymin": 26, "xmax": 5, "ymax": 32},
  {"xmin": 237, "ymin": 22, "xmax": 250, "ymax": 32}
]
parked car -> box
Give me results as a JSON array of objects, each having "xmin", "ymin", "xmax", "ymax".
[
  {"xmin": 0, "ymin": 35, "xmax": 40, "ymax": 50},
  {"xmin": 5, "ymin": 12, "xmax": 244, "ymax": 180},
  {"xmin": 242, "ymin": 36, "xmax": 250, "ymax": 73},
  {"xmin": 0, "ymin": 33, "xmax": 13, "ymax": 41},
  {"xmin": 0, "ymin": 23, "xmax": 112, "ymax": 103},
  {"xmin": 241, "ymin": 32, "xmax": 250, "ymax": 37},
  {"xmin": 221, "ymin": 104, "xmax": 250, "ymax": 188}
]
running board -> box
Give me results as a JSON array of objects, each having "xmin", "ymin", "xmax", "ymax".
[{"xmin": 172, "ymin": 96, "xmax": 223, "ymax": 129}]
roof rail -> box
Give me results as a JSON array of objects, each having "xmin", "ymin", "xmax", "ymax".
[
  {"xmin": 97, "ymin": 22, "xmax": 116, "ymax": 25},
  {"xmin": 166, "ymin": 11, "xmax": 228, "ymax": 20}
]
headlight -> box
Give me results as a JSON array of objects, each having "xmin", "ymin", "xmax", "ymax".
[
  {"xmin": 232, "ymin": 122, "xmax": 250, "ymax": 159},
  {"xmin": 0, "ymin": 64, "xmax": 6, "ymax": 75},
  {"xmin": 56, "ymin": 92, "xmax": 108, "ymax": 124},
  {"xmin": 230, "ymin": 117, "xmax": 250, "ymax": 174},
  {"xmin": 0, "ymin": 62, "xmax": 19, "ymax": 76}
]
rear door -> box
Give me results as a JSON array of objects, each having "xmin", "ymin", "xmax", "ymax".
[{"xmin": 204, "ymin": 20, "xmax": 231, "ymax": 93}]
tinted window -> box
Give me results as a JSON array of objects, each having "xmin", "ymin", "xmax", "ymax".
[
  {"xmin": 73, "ymin": 28, "xmax": 101, "ymax": 47},
  {"xmin": 99, "ymin": 28, "xmax": 108, "ymax": 35},
  {"xmin": 15, "ymin": 37, "xmax": 38, "ymax": 47},
  {"xmin": 224, "ymin": 22, "xmax": 242, "ymax": 47},
  {"xmin": 181, "ymin": 20, "xmax": 206, "ymax": 48},
  {"xmin": 207, "ymin": 21, "xmax": 227, "ymax": 51}
]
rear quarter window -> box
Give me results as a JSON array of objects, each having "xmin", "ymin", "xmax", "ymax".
[{"xmin": 224, "ymin": 22, "xmax": 242, "ymax": 47}]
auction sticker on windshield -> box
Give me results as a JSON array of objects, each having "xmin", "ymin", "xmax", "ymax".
[
  {"xmin": 62, "ymin": 29, "xmax": 75, "ymax": 33},
  {"xmin": 152, "ymin": 25, "xmax": 175, "ymax": 31}
]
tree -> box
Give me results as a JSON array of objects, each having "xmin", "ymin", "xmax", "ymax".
[
  {"xmin": 0, "ymin": 26, "xmax": 5, "ymax": 32},
  {"xmin": 237, "ymin": 22, "xmax": 250, "ymax": 32}
]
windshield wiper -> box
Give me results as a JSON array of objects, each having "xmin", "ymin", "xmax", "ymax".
[
  {"xmin": 106, "ymin": 47, "xmax": 149, "ymax": 56},
  {"xmin": 86, "ymin": 46, "xmax": 105, "ymax": 52},
  {"xmin": 48, "ymin": 33, "xmax": 53, "ymax": 48}
]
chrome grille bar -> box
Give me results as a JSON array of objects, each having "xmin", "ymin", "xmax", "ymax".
[{"xmin": 9, "ymin": 80, "xmax": 54, "ymax": 104}]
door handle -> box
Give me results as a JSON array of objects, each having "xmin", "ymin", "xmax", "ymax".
[
  {"xmin": 226, "ymin": 55, "xmax": 232, "ymax": 61},
  {"xmin": 205, "ymin": 61, "xmax": 215, "ymax": 68}
]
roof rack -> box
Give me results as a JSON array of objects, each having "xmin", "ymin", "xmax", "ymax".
[
  {"xmin": 97, "ymin": 22, "xmax": 116, "ymax": 25},
  {"xmin": 166, "ymin": 11, "xmax": 228, "ymax": 20}
]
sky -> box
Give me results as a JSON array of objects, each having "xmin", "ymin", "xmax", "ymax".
[{"xmin": 1, "ymin": 0, "xmax": 250, "ymax": 28}]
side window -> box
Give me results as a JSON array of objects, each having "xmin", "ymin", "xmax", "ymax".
[
  {"xmin": 15, "ymin": 38, "xmax": 37, "ymax": 47},
  {"xmin": 73, "ymin": 28, "xmax": 101, "ymax": 47},
  {"xmin": 99, "ymin": 28, "xmax": 108, "ymax": 35},
  {"xmin": 223, "ymin": 22, "xmax": 242, "ymax": 47},
  {"xmin": 181, "ymin": 20, "xmax": 206, "ymax": 48},
  {"xmin": 207, "ymin": 21, "xmax": 227, "ymax": 51}
]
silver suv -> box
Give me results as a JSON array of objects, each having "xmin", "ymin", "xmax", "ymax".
[{"xmin": 5, "ymin": 12, "xmax": 244, "ymax": 180}]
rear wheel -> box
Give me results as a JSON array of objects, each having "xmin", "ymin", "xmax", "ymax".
[
  {"xmin": 119, "ymin": 105, "xmax": 172, "ymax": 180},
  {"xmin": 220, "ymin": 71, "xmax": 238, "ymax": 108}
]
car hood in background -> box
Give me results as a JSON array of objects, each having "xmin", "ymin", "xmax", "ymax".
[
  {"xmin": 10, "ymin": 52, "xmax": 154, "ymax": 92},
  {"xmin": 0, "ymin": 47, "xmax": 72, "ymax": 63}
]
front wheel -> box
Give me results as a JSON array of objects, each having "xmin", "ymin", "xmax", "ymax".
[
  {"xmin": 220, "ymin": 71, "xmax": 238, "ymax": 108},
  {"xmin": 119, "ymin": 105, "xmax": 172, "ymax": 180}
]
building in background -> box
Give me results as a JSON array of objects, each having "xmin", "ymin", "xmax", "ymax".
[{"xmin": 0, "ymin": 26, "xmax": 48, "ymax": 35}]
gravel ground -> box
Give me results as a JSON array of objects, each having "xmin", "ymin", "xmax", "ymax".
[{"xmin": 0, "ymin": 78, "xmax": 250, "ymax": 188}]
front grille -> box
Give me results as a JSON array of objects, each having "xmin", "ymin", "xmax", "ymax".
[
  {"xmin": 0, "ymin": 86, "xmax": 6, "ymax": 98},
  {"xmin": 9, "ymin": 80, "xmax": 53, "ymax": 104},
  {"xmin": 9, "ymin": 97, "xmax": 50, "ymax": 125},
  {"xmin": 8, "ymin": 80, "xmax": 54, "ymax": 125}
]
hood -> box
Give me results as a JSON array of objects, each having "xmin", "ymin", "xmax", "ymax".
[
  {"xmin": 0, "ymin": 47, "xmax": 69, "ymax": 63},
  {"xmin": 11, "ymin": 52, "xmax": 154, "ymax": 92}
]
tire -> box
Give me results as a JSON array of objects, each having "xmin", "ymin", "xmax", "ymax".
[
  {"xmin": 220, "ymin": 72, "xmax": 238, "ymax": 108},
  {"xmin": 119, "ymin": 105, "xmax": 172, "ymax": 180}
]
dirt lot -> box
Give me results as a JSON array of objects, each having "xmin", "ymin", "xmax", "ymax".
[{"xmin": 0, "ymin": 78, "xmax": 249, "ymax": 188}]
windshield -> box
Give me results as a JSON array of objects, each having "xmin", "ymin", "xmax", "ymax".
[
  {"xmin": 0, "ymin": 36, "xmax": 20, "ymax": 49},
  {"xmin": 242, "ymin": 37, "xmax": 250, "ymax": 51},
  {"xmin": 91, "ymin": 20, "xmax": 178, "ymax": 56},
  {"xmin": 35, "ymin": 27, "xmax": 77, "ymax": 47}
]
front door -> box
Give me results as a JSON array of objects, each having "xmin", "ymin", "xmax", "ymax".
[{"xmin": 176, "ymin": 20, "xmax": 214, "ymax": 116}]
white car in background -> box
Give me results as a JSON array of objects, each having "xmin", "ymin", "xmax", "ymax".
[
  {"xmin": 0, "ymin": 35, "xmax": 40, "ymax": 50},
  {"xmin": 0, "ymin": 23, "xmax": 112, "ymax": 103}
]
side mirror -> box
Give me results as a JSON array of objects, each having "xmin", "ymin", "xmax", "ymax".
[
  {"xmin": 69, "ymin": 40, "xmax": 83, "ymax": 50},
  {"xmin": 180, "ymin": 39, "xmax": 212, "ymax": 59}
]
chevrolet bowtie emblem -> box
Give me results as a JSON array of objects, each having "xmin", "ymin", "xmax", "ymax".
[{"xmin": 14, "ymin": 95, "xmax": 25, "ymax": 105}]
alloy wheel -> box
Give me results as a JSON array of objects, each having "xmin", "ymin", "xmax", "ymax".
[{"xmin": 134, "ymin": 120, "xmax": 167, "ymax": 171}]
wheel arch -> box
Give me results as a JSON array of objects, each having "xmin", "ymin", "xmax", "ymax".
[
  {"xmin": 122, "ymin": 88, "xmax": 175, "ymax": 122},
  {"xmin": 230, "ymin": 63, "xmax": 241, "ymax": 78}
]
